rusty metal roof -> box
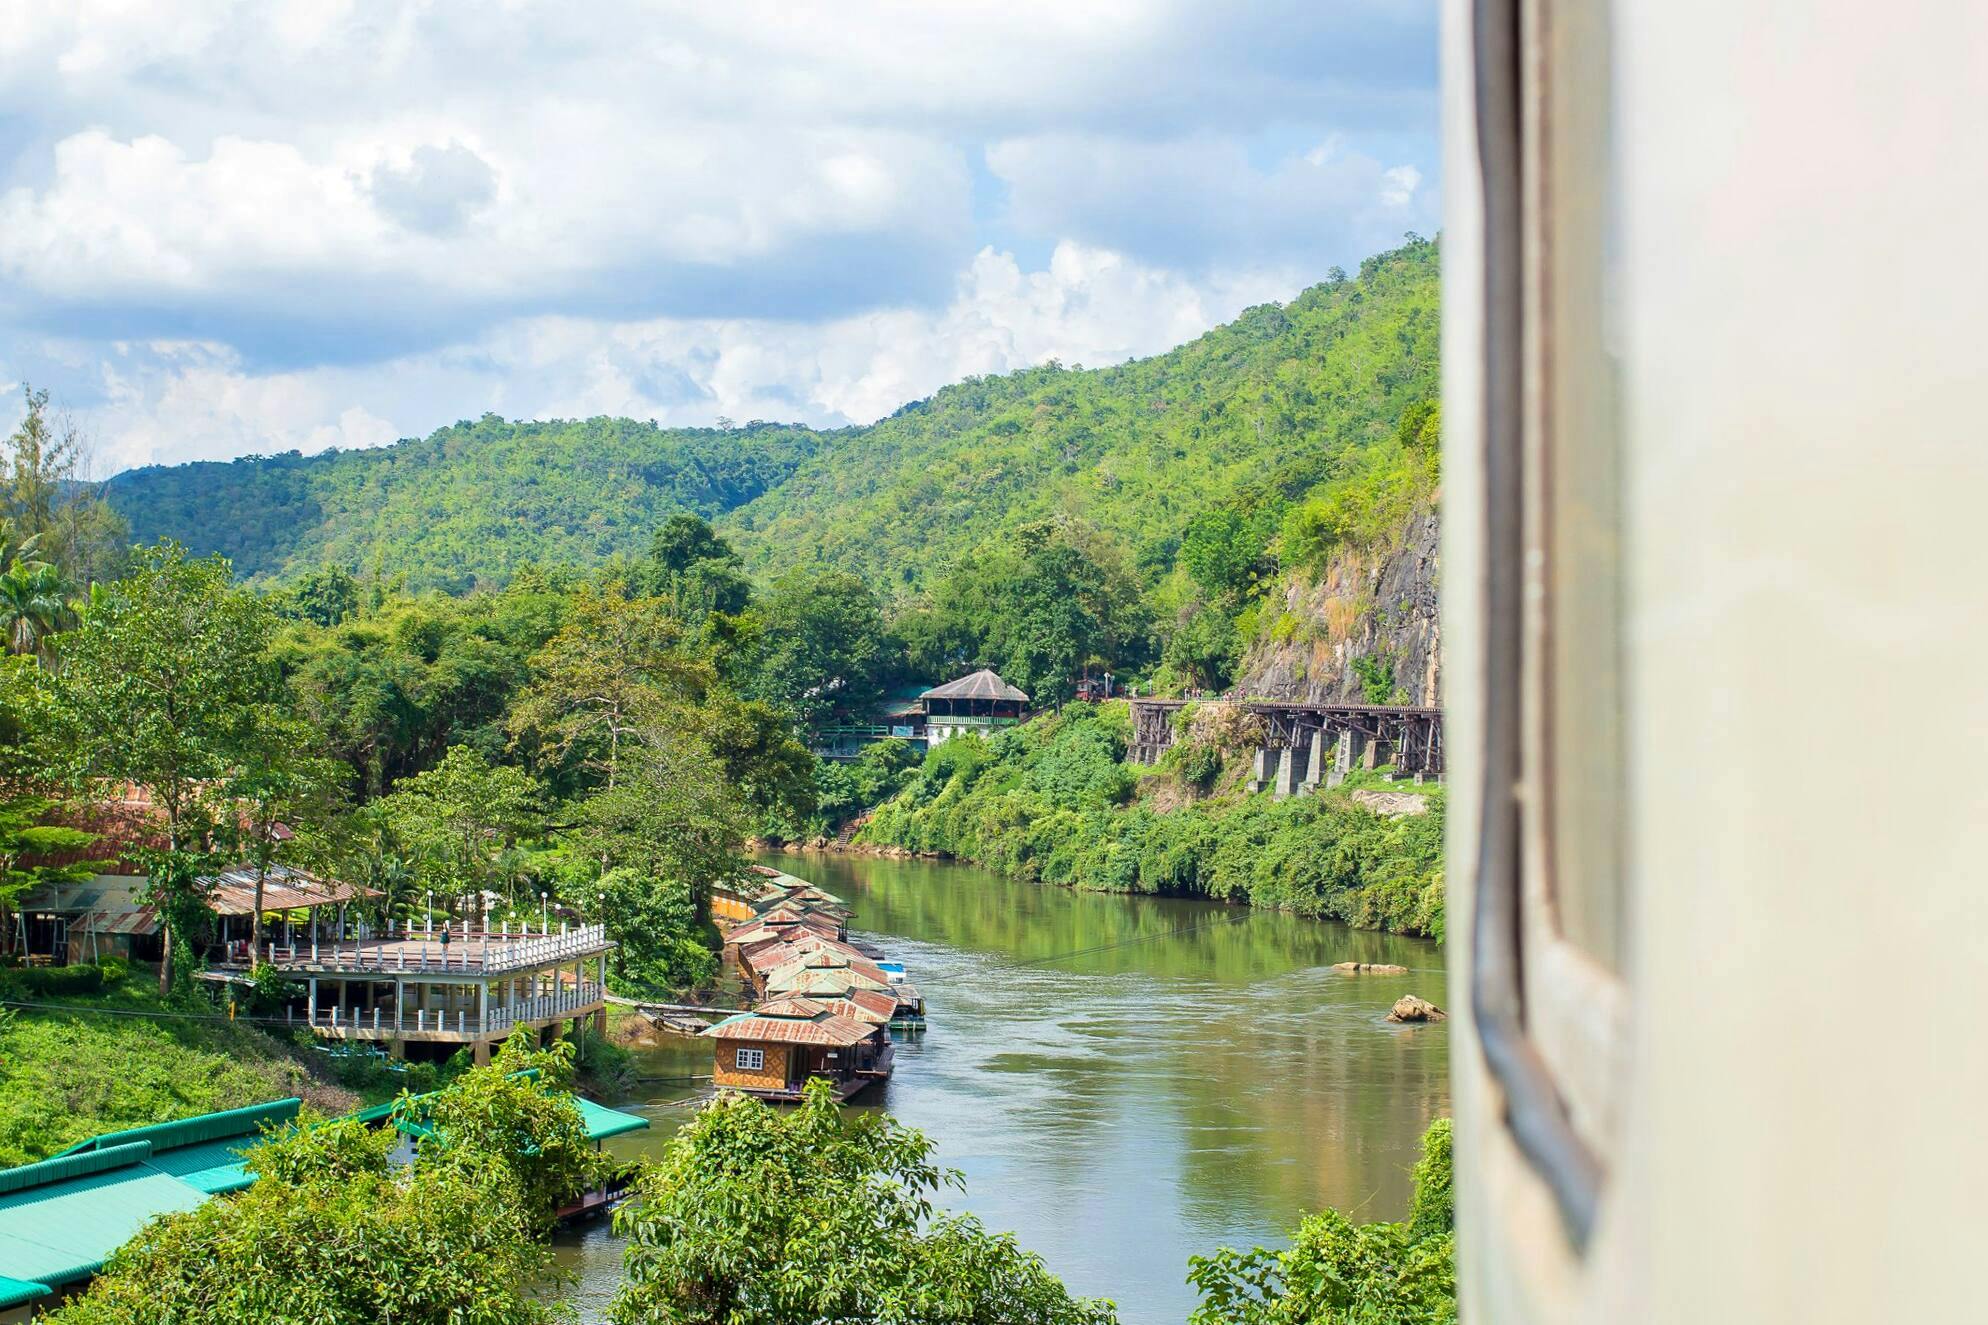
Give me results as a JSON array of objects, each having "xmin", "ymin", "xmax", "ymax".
[
  {"xmin": 824, "ymin": 987, "xmax": 899, "ymax": 1025},
  {"xmin": 703, "ymin": 998, "xmax": 878, "ymax": 1047},
  {"xmin": 767, "ymin": 966, "xmax": 894, "ymax": 999},
  {"xmin": 198, "ymin": 865, "xmax": 378, "ymax": 916}
]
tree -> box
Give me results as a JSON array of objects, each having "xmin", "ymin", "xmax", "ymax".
[
  {"xmin": 0, "ymin": 655, "xmax": 96, "ymax": 954},
  {"xmin": 398, "ymin": 1032, "xmax": 610, "ymax": 1229},
  {"xmin": 58, "ymin": 543, "xmax": 273, "ymax": 993},
  {"xmin": 748, "ymin": 570, "xmax": 888, "ymax": 733},
  {"xmin": 378, "ymin": 744, "xmax": 539, "ymax": 912},
  {"xmin": 1186, "ymin": 1119, "xmax": 1456, "ymax": 1325},
  {"xmin": 3, "ymin": 386, "xmax": 127, "ymax": 586},
  {"xmin": 928, "ymin": 520, "xmax": 1152, "ymax": 705},
  {"xmin": 638, "ymin": 513, "xmax": 753, "ymax": 620},
  {"xmin": 46, "ymin": 1039, "xmax": 592, "ymax": 1325},
  {"xmin": 694, "ymin": 692, "xmax": 819, "ymax": 832},
  {"xmin": 569, "ymin": 730, "xmax": 744, "ymax": 991},
  {"xmin": 221, "ymin": 708, "xmax": 346, "ymax": 953},
  {"xmin": 612, "ymin": 1079, "xmax": 1118, "ymax": 1325},
  {"xmin": 508, "ymin": 583, "xmax": 707, "ymax": 793},
  {"xmin": 0, "ymin": 559, "xmax": 73, "ymax": 660}
]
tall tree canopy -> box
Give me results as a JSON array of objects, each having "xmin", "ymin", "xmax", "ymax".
[
  {"xmin": 612, "ymin": 1080, "xmax": 1119, "ymax": 1325},
  {"xmin": 57, "ymin": 542, "xmax": 275, "ymax": 991}
]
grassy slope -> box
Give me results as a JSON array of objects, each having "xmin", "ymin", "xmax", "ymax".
[
  {"xmin": 102, "ymin": 240, "xmax": 1438, "ymax": 599},
  {"xmin": 0, "ymin": 966, "xmax": 360, "ymax": 1165}
]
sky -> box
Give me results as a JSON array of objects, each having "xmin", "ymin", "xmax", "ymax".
[{"xmin": 0, "ymin": 1, "xmax": 1439, "ymax": 476}]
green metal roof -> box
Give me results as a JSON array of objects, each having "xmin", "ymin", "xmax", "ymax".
[
  {"xmin": 0, "ymin": 1144, "xmax": 209, "ymax": 1290},
  {"xmin": 0, "ymin": 1274, "xmax": 50, "ymax": 1309},
  {"xmin": 0, "ymin": 1087, "xmax": 645, "ymax": 1294},
  {"xmin": 571, "ymin": 1095, "xmax": 650, "ymax": 1141}
]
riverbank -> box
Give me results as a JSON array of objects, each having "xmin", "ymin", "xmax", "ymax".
[{"xmin": 846, "ymin": 703, "xmax": 1447, "ymax": 940}]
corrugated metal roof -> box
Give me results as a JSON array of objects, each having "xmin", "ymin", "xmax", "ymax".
[
  {"xmin": 767, "ymin": 967, "xmax": 894, "ymax": 999},
  {"xmin": 825, "ymin": 988, "xmax": 899, "ymax": 1025},
  {"xmin": 703, "ymin": 998, "xmax": 878, "ymax": 1047},
  {"xmin": 0, "ymin": 1274, "xmax": 49, "ymax": 1309},
  {"xmin": 57, "ymin": 1099, "xmax": 300, "ymax": 1160},
  {"xmin": 0, "ymin": 1088, "xmax": 640, "ymax": 1295},
  {"xmin": 921, "ymin": 668, "xmax": 1029, "ymax": 703},
  {"xmin": 0, "ymin": 1145, "xmax": 209, "ymax": 1289},
  {"xmin": 198, "ymin": 865, "xmax": 378, "ymax": 916}
]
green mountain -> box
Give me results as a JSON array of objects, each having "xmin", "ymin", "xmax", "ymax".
[
  {"xmin": 106, "ymin": 418, "xmax": 826, "ymax": 593},
  {"xmin": 105, "ymin": 237, "xmax": 1437, "ymax": 596}
]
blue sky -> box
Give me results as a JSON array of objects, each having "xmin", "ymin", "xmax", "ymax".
[{"xmin": 0, "ymin": 2, "xmax": 1438, "ymax": 473}]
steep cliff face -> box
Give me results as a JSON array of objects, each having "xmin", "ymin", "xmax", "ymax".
[{"xmin": 1236, "ymin": 505, "xmax": 1440, "ymax": 705}]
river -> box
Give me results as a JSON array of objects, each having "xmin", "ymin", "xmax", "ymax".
[{"xmin": 553, "ymin": 851, "xmax": 1451, "ymax": 1325}]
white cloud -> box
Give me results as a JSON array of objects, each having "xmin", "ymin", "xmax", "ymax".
[
  {"xmin": 31, "ymin": 242, "xmax": 1301, "ymax": 470},
  {"xmin": 0, "ymin": 0, "xmax": 1438, "ymax": 467}
]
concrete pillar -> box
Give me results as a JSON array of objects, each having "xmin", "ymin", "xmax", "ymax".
[
  {"xmin": 1302, "ymin": 729, "xmax": 1325, "ymax": 791},
  {"xmin": 1273, "ymin": 746, "xmax": 1298, "ymax": 799},
  {"xmin": 1328, "ymin": 729, "xmax": 1354, "ymax": 788},
  {"xmin": 307, "ymin": 977, "xmax": 318, "ymax": 1024},
  {"xmin": 1249, "ymin": 746, "xmax": 1274, "ymax": 793},
  {"xmin": 473, "ymin": 1038, "xmax": 491, "ymax": 1067}
]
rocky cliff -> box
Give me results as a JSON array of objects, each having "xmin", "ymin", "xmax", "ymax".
[{"xmin": 1236, "ymin": 504, "xmax": 1440, "ymax": 706}]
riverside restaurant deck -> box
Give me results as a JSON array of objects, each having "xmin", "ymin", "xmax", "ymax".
[{"xmin": 208, "ymin": 921, "xmax": 613, "ymax": 1063}]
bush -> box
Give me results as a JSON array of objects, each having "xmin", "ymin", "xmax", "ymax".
[
  {"xmin": 1188, "ymin": 1116, "xmax": 1456, "ymax": 1324},
  {"xmin": 5, "ymin": 963, "xmax": 109, "ymax": 998}
]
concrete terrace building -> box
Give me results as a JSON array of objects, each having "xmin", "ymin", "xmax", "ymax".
[
  {"xmin": 213, "ymin": 917, "xmax": 613, "ymax": 1065},
  {"xmin": 919, "ymin": 669, "xmax": 1029, "ymax": 745}
]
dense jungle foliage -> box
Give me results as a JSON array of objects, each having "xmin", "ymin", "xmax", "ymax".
[{"xmin": 859, "ymin": 703, "xmax": 1446, "ymax": 939}]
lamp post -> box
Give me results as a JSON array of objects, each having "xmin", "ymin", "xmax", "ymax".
[
  {"xmin": 539, "ymin": 891, "xmax": 548, "ymax": 934},
  {"xmin": 424, "ymin": 889, "xmax": 433, "ymax": 936}
]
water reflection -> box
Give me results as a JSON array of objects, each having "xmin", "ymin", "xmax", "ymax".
[{"xmin": 555, "ymin": 851, "xmax": 1449, "ymax": 1325}]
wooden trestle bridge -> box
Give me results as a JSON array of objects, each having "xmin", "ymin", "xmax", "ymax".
[{"xmin": 1128, "ymin": 697, "xmax": 1444, "ymax": 791}]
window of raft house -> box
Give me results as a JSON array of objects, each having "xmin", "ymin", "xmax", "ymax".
[
  {"xmin": 736, "ymin": 1047, "xmax": 764, "ymax": 1071},
  {"xmin": 1473, "ymin": 0, "xmax": 1630, "ymax": 1254}
]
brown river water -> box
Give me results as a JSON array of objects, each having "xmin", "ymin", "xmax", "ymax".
[{"xmin": 552, "ymin": 851, "xmax": 1451, "ymax": 1325}]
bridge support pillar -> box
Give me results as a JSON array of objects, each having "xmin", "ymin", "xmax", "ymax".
[
  {"xmin": 1273, "ymin": 746, "xmax": 1299, "ymax": 799},
  {"xmin": 1249, "ymin": 747, "xmax": 1275, "ymax": 794},
  {"xmin": 1301, "ymin": 730, "xmax": 1325, "ymax": 792},
  {"xmin": 1329, "ymin": 730, "xmax": 1359, "ymax": 788}
]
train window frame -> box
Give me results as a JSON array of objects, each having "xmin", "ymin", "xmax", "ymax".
[
  {"xmin": 1469, "ymin": 0, "xmax": 1628, "ymax": 1253},
  {"xmin": 1517, "ymin": 0, "xmax": 1633, "ymax": 1187}
]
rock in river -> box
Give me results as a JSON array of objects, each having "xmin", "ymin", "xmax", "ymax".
[
  {"xmin": 1387, "ymin": 994, "xmax": 1447, "ymax": 1023},
  {"xmin": 1332, "ymin": 961, "xmax": 1410, "ymax": 975}
]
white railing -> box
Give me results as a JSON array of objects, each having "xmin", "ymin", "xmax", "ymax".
[
  {"xmin": 483, "ymin": 926, "xmax": 611, "ymax": 974},
  {"xmin": 254, "ymin": 923, "xmax": 611, "ymax": 975},
  {"xmin": 486, "ymin": 982, "xmax": 606, "ymax": 1032},
  {"xmin": 304, "ymin": 981, "xmax": 605, "ymax": 1038}
]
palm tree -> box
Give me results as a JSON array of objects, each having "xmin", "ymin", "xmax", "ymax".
[{"xmin": 0, "ymin": 561, "xmax": 72, "ymax": 660}]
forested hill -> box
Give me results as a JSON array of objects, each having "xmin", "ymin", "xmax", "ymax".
[
  {"xmin": 105, "ymin": 237, "xmax": 1437, "ymax": 594},
  {"xmin": 729, "ymin": 238, "xmax": 1437, "ymax": 592},
  {"xmin": 106, "ymin": 418, "xmax": 828, "ymax": 592}
]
